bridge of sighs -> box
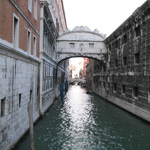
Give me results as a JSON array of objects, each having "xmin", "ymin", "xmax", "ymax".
[{"xmin": 56, "ymin": 26, "xmax": 107, "ymax": 63}]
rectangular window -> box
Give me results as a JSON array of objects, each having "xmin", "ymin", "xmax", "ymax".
[
  {"xmin": 109, "ymin": 45, "xmax": 111, "ymax": 51},
  {"xmin": 99, "ymin": 81, "xmax": 101, "ymax": 87},
  {"xmin": 30, "ymin": 90, "xmax": 33, "ymax": 101},
  {"xmin": 37, "ymin": 87, "xmax": 39, "ymax": 97},
  {"xmin": 45, "ymin": 66, "xmax": 46, "ymax": 77},
  {"xmin": 33, "ymin": 36, "xmax": 36, "ymax": 57},
  {"xmin": 108, "ymin": 83, "xmax": 110, "ymax": 89},
  {"xmin": 89, "ymin": 43, "xmax": 94, "ymax": 48},
  {"xmin": 123, "ymin": 34, "xmax": 127, "ymax": 44},
  {"xmin": 118, "ymin": 39, "xmax": 120, "ymax": 48},
  {"xmin": 28, "ymin": 0, "xmax": 32, "ymax": 12},
  {"xmin": 13, "ymin": 14, "xmax": 19, "ymax": 48},
  {"xmin": 1, "ymin": 98, "xmax": 5, "ymax": 117},
  {"xmin": 103, "ymin": 66, "xmax": 106, "ymax": 72},
  {"xmin": 103, "ymin": 82, "xmax": 105, "ymax": 88},
  {"xmin": 70, "ymin": 43, "xmax": 74, "ymax": 48},
  {"xmin": 115, "ymin": 59, "xmax": 118, "ymax": 68},
  {"xmin": 133, "ymin": 86, "xmax": 138, "ymax": 98},
  {"xmin": 122, "ymin": 85, "xmax": 125, "ymax": 95},
  {"xmin": 34, "ymin": 0, "xmax": 37, "ymax": 19},
  {"xmin": 19, "ymin": 93, "xmax": 22, "ymax": 107},
  {"xmin": 135, "ymin": 26, "xmax": 140, "ymax": 37},
  {"xmin": 134, "ymin": 52, "xmax": 140, "ymax": 64},
  {"xmin": 113, "ymin": 84, "xmax": 117, "ymax": 92},
  {"xmin": 27, "ymin": 29, "xmax": 31, "ymax": 54},
  {"xmin": 109, "ymin": 61, "xmax": 111, "ymax": 68},
  {"xmin": 123, "ymin": 56, "xmax": 127, "ymax": 66},
  {"xmin": 115, "ymin": 40, "xmax": 118, "ymax": 49}
]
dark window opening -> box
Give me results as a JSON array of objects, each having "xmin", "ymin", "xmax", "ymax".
[
  {"xmin": 115, "ymin": 40, "xmax": 118, "ymax": 48},
  {"xmin": 1, "ymin": 98, "xmax": 5, "ymax": 117},
  {"xmin": 30, "ymin": 90, "xmax": 32, "ymax": 101},
  {"xmin": 123, "ymin": 34, "xmax": 127, "ymax": 44},
  {"xmin": 123, "ymin": 56, "xmax": 127, "ymax": 66},
  {"xmin": 135, "ymin": 26, "xmax": 140, "ymax": 37},
  {"xmin": 103, "ymin": 82, "xmax": 105, "ymax": 88},
  {"xmin": 89, "ymin": 43, "xmax": 94, "ymax": 48},
  {"xmin": 99, "ymin": 81, "xmax": 101, "ymax": 87},
  {"xmin": 70, "ymin": 43, "xmax": 74, "ymax": 48},
  {"xmin": 19, "ymin": 93, "xmax": 22, "ymax": 107},
  {"xmin": 103, "ymin": 65, "xmax": 106, "ymax": 72},
  {"xmin": 115, "ymin": 59, "xmax": 118, "ymax": 67},
  {"xmin": 118, "ymin": 39, "xmax": 120, "ymax": 48},
  {"xmin": 108, "ymin": 83, "xmax": 110, "ymax": 89},
  {"xmin": 109, "ymin": 61, "xmax": 111, "ymax": 68},
  {"xmin": 113, "ymin": 84, "xmax": 117, "ymax": 92},
  {"xmin": 109, "ymin": 45, "xmax": 111, "ymax": 51},
  {"xmin": 122, "ymin": 85, "xmax": 125, "ymax": 94},
  {"xmin": 133, "ymin": 86, "xmax": 138, "ymax": 97},
  {"xmin": 134, "ymin": 53, "xmax": 140, "ymax": 64}
]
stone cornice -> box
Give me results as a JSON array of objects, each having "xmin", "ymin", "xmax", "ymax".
[
  {"xmin": 0, "ymin": 39, "xmax": 41, "ymax": 63},
  {"xmin": 9, "ymin": 0, "xmax": 40, "ymax": 36},
  {"xmin": 58, "ymin": 30, "xmax": 106, "ymax": 40}
]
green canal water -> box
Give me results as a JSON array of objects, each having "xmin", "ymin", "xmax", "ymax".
[{"xmin": 15, "ymin": 85, "xmax": 150, "ymax": 150}]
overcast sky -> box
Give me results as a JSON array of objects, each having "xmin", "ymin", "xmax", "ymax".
[{"xmin": 63, "ymin": 0, "xmax": 147, "ymax": 36}]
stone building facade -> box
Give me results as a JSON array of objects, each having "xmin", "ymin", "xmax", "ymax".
[
  {"xmin": 88, "ymin": 1, "xmax": 150, "ymax": 122},
  {"xmin": 0, "ymin": 0, "xmax": 41, "ymax": 149},
  {"xmin": 0, "ymin": 0, "xmax": 68, "ymax": 149},
  {"xmin": 82, "ymin": 58, "xmax": 89, "ymax": 79},
  {"xmin": 39, "ymin": 0, "xmax": 68, "ymax": 114},
  {"xmin": 86, "ymin": 59, "xmax": 94, "ymax": 90}
]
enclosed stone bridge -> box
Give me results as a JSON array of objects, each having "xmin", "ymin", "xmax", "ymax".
[
  {"xmin": 69, "ymin": 78, "xmax": 85, "ymax": 83},
  {"xmin": 56, "ymin": 26, "xmax": 107, "ymax": 63}
]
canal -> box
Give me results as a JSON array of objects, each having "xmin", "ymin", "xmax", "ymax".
[{"xmin": 15, "ymin": 85, "xmax": 150, "ymax": 150}]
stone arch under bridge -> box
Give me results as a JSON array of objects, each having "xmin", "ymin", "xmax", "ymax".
[{"xmin": 56, "ymin": 26, "xmax": 107, "ymax": 63}]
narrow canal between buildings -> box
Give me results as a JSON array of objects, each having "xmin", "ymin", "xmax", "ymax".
[{"xmin": 15, "ymin": 85, "xmax": 150, "ymax": 150}]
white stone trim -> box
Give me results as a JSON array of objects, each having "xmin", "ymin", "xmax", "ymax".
[
  {"xmin": 27, "ymin": 28, "xmax": 31, "ymax": 55},
  {"xmin": 28, "ymin": 0, "xmax": 32, "ymax": 13},
  {"xmin": 10, "ymin": 0, "xmax": 40, "ymax": 35},
  {"xmin": 13, "ymin": 13, "xmax": 20, "ymax": 49},
  {"xmin": 34, "ymin": 0, "xmax": 37, "ymax": 20},
  {"xmin": 0, "ymin": 38, "xmax": 41, "ymax": 63},
  {"xmin": 33, "ymin": 35, "xmax": 37, "ymax": 57}
]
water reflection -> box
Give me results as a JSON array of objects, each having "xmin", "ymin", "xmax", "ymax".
[
  {"xmin": 15, "ymin": 85, "xmax": 150, "ymax": 150},
  {"xmin": 60, "ymin": 86, "xmax": 95, "ymax": 149}
]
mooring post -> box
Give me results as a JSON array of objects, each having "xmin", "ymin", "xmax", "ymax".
[
  {"xmin": 65, "ymin": 81, "xmax": 68, "ymax": 94},
  {"xmin": 60, "ymin": 84, "xmax": 64, "ymax": 104},
  {"xmin": 28, "ymin": 101, "xmax": 35, "ymax": 150}
]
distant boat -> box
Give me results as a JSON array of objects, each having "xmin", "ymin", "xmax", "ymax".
[
  {"xmin": 86, "ymin": 90, "xmax": 92, "ymax": 94},
  {"xmin": 70, "ymin": 81, "xmax": 75, "ymax": 85}
]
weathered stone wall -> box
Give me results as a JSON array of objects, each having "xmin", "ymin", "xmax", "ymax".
[
  {"xmin": 41, "ymin": 60, "xmax": 55, "ymax": 113},
  {"xmin": 86, "ymin": 59, "xmax": 94, "ymax": 90},
  {"xmin": 49, "ymin": 0, "xmax": 67, "ymax": 33},
  {"xmin": 0, "ymin": 45, "xmax": 40, "ymax": 150},
  {"xmin": 90, "ymin": 1, "xmax": 150, "ymax": 122}
]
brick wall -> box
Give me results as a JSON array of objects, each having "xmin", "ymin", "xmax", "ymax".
[{"xmin": 0, "ymin": 0, "xmax": 40, "ymax": 57}]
